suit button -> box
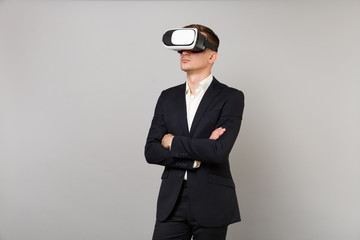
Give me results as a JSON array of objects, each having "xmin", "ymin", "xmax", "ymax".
[{"xmin": 178, "ymin": 172, "xmax": 184, "ymax": 178}]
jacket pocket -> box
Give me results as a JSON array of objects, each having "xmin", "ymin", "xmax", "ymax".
[{"xmin": 208, "ymin": 174, "xmax": 235, "ymax": 189}]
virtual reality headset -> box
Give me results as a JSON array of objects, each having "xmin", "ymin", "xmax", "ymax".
[{"xmin": 162, "ymin": 28, "xmax": 218, "ymax": 53}]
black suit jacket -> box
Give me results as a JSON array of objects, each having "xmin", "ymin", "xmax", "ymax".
[{"xmin": 145, "ymin": 77, "xmax": 244, "ymax": 227}]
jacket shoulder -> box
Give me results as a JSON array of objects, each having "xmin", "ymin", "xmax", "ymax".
[
  {"xmin": 160, "ymin": 83, "xmax": 185, "ymax": 97},
  {"xmin": 164, "ymin": 83, "xmax": 185, "ymax": 92},
  {"xmin": 216, "ymin": 79, "xmax": 244, "ymax": 99}
]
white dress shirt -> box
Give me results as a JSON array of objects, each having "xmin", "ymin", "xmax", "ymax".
[{"xmin": 184, "ymin": 73, "xmax": 213, "ymax": 180}]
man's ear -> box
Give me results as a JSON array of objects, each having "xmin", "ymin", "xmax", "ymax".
[{"xmin": 209, "ymin": 52, "xmax": 218, "ymax": 64}]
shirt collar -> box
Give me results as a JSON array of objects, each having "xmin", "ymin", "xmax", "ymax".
[{"xmin": 185, "ymin": 74, "xmax": 213, "ymax": 96}]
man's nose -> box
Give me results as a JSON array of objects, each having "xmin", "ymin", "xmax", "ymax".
[{"xmin": 181, "ymin": 50, "xmax": 191, "ymax": 55}]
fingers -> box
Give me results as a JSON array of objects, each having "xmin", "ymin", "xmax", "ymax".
[
  {"xmin": 161, "ymin": 134, "xmax": 174, "ymax": 149},
  {"xmin": 209, "ymin": 127, "xmax": 226, "ymax": 140}
]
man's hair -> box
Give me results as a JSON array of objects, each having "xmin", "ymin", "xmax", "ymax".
[{"xmin": 183, "ymin": 24, "xmax": 220, "ymax": 50}]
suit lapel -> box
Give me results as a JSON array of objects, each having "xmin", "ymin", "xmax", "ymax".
[
  {"xmin": 176, "ymin": 83, "xmax": 190, "ymax": 136},
  {"xmin": 189, "ymin": 78, "xmax": 222, "ymax": 137}
]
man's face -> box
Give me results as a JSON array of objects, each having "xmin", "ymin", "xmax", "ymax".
[{"xmin": 179, "ymin": 32, "xmax": 217, "ymax": 74}]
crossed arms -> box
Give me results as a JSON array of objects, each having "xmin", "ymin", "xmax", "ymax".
[
  {"xmin": 161, "ymin": 127, "xmax": 226, "ymax": 168},
  {"xmin": 161, "ymin": 127, "xmax": 226, "ymax": 149},
  {"xmin": 145, "ymin": 89, "xmax": 244, "ymax": 169}
]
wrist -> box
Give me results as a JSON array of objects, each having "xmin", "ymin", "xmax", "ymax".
[
  {"xmin": 193, "ymin": 160, "xmax": 201, "ymax": 168},
  {"xmin": 168, "ymin": 135, "xmax": 174, "ymax": 149}
]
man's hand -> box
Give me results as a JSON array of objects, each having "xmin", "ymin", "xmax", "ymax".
[
  {"xmin": 209, "ymin": 127, "xmax": 226, "ymax": 140},
  {"xmin": 161, "ymin": 133, "xmax": 174, "ymax": 149}
]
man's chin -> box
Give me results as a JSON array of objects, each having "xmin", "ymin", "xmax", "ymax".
[{"xmin": 181, "ymin": 66, "xmax": 191, "ymax": 72}]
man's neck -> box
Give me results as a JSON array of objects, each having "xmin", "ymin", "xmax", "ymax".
[{"xmin": 186, "ymin": 71, "xmax": 211, "ymax": 94}]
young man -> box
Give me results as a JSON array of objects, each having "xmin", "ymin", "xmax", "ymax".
[{"xmin": 145, "ymin": 24, "xmax": 245, "ymax": 240}]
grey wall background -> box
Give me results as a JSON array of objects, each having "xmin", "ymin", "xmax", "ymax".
[{"xmin": 1, "ymin": 1, "xmax": 359, "ymax": 240}]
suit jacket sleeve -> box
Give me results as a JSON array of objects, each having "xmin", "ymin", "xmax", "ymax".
[
  {"xmin": 144, "ymin": 91, "xmax": 196, "ymax": 170},
  {"xmin": 170, "ymin": 90, "xmax": 244, "ymax": 165}
]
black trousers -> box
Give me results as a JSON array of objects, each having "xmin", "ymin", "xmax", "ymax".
[{"xmin": 152, "ymin": 181, "xmax": 228, "ymax": 240}]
